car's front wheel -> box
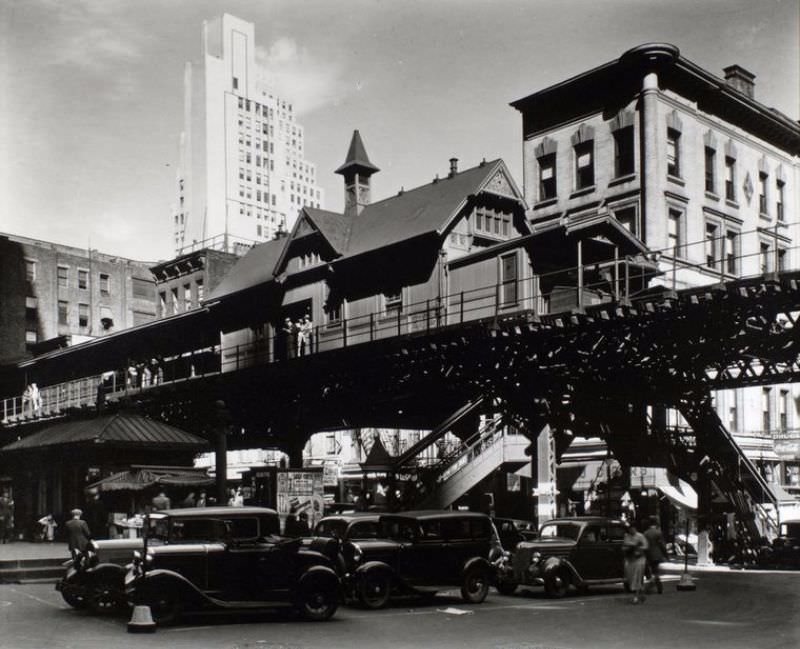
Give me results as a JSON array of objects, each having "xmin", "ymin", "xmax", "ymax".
[
  {"xmin": 87, "ymin": 577, "xmax": 122, "ymax": 615},
  {"xmin": 60, "ymin": 584, "xmax": 87, "ymax": 609},
  {"xmin": 544, "ymin": 570, "xmax": 569, "ymax": 598},
  {"xmin": 298, "ymin": 582, "xmax": 338, "ymax": 621},
  {"xmin": 148, "ymin": 592, "xmax": 181, "ymax": 626},
  {"xmin": 460, "ymin": 566, "xmax": 490, "ymax": 604},
  {"xmin": 358, "ymin": 572, "xmax": 392, "ymax": 609}
]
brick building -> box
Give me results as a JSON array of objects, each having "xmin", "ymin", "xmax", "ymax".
[{"xmin": 0, "ymin": 233, "xmax": 158, "ymax": 371}]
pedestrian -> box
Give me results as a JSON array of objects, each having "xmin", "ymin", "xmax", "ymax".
[
  {"xmin": 623, "ymin": 520, "xmax": 649, "ymax": 604},
  {"xmin": 21, "ymin": 384, "xmax": 34, "ymax": 416},
  {"xmin": 151, "ymin": 491, "xmax": 171, "ymax": 511},
  {"xmin": 196, "ymin": 491, "xmax": 207, "ymax": 507},
  {"xmin": 29, "ymin": 383, "xmax": 41, "ymax": 415},
  {"xmin": 126, "ymin": 362, "xmax": 138, "ymax": 389},
  {"xmin": 150, "ymin": 358, "xmax": 161, "ymax": 385},
  {"xmin": 0, "ymin": 491, "xmax": 13, "ymax": 543},
  {"xmin": 296, "ymin": 511, "xmax": 311, "ymax": 536},
  {"xmin": 65, "ymin": 509, "xmax": 91, "ymax": 559},
  {"xmin": 301, "ymin": 314, "xmax": 313, "ymax": 354},
  {"xmin": 284, "ymin": 506, "xmax": 300, "ymax": 537},
  {"xmin": 182, "ymin": 492, "xmax": 197, "ymax": 508},
  {"xmin": 37, "ymin": 514, "xmax": 58, "ymax": 542},
  {"xmin": 295, "ymin": 317, "xmax": 307, "ymax": 357},
  {"xmin": 644, "ymin": 516, "xmax": 668, "ymax": 594},
  {"xmin": 281, "ymin": 317, "xmax": 295, "ymax": 360}
]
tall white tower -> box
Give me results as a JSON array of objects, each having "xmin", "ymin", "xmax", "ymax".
[{"xmin": 173, "ymin": 14, "xmax": 324, "ymax": 256}]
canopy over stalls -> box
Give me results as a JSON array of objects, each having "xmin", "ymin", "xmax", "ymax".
[{"xmin": 85, "ymin": 465, "xmax": 213, "ymax": 494}]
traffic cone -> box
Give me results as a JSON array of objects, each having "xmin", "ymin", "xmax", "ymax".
[{"xmin": 127, "ymin": 605, "xmax": 157, "ymax": 633}]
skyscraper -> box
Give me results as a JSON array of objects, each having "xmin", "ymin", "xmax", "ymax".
[{"xmin": 172, "ymin": 14, "xmax": 324, "ymax": 256}]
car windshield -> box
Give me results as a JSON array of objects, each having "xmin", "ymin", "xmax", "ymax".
[
  {"xmin": 314, "ymin": 519, "xmax": 348, "ymax": 539},
  {"xmin": 539, "ymin": 522, "xmax": 581, "ymax": 540}
]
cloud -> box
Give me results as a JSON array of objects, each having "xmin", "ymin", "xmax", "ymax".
[
  {"xmin": 255, "ymin": 38, "xmax": 346, "ymax": 114},
  {"xmin": 51, "ymin": 26, "xmax": 143, "ymax": 71}
]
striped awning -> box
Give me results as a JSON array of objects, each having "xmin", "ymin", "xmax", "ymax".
[
  {"xmin": 1, "ymin": 413, "xmax": 208, "ymax": 452},
  {"xmin": 85, "ymin": 465, "xmax": 213, "ymax": 493}
]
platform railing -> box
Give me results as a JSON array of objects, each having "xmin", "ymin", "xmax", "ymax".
[{"xmin": 4, "ymin": 221, "xmax": 800, "ymax": 426}]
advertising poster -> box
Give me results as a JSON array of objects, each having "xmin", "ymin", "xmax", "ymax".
[{"xmin": 276, "ymin": 468, "xmax": 324, "ymax": 530}]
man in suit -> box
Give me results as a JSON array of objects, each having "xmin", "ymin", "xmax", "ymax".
[{"xmin": 65, "ymin": 509, "xmax": 91, "ymax": 558}]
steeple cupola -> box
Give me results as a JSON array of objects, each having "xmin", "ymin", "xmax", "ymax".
[{"xmin": 335, "ymin": 130, "xmax": 379, "ymax": 216}]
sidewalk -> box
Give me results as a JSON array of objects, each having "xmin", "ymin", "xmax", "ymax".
[
  {"xmin": 0, "ymin": 541, "xmax": 70, "ymax": 562},
  {"xmin": 662, "ymin": 560, "xmax": 800, "ymax": 575}
]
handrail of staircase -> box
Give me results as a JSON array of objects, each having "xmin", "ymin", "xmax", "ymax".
[
  {"xmin": 436, "ymin": 418, "xmax": 507, "ymax": 484},
  {"xmin": 392, "ymin": 396, "xmax": 487, "ymax": 469},
  {"xmin": 420, "ymin": 414, "xmax": 503, "ymax": 475}
]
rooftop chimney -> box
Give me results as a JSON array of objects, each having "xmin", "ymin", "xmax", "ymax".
[
  {"xmin": 723, "ymin": 64, "xmax": 756, "ymax": 99},
  {"xmin": 449, "ymin": 158, "xmax": 459, "ymax": 177}
]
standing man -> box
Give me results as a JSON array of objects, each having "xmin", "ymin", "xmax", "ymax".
[
  {"xmin": 65, "ymin": 509, "xmax": 91, "ymax": 559},
  {"xmin": 0, "ymin": 491, "xmax": 12, "ymax": 543},
  {"xmin": 152, "ymin": 491, "xmax": 171, "ymax": 510},
  {"xmin": 644, "ymin": 516, "xmax": 668, "ymax": 594}
]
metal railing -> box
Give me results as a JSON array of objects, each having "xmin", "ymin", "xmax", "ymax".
[{"xmin": 4, "ymin": 220, "xmax": 800, "ymax": 426}]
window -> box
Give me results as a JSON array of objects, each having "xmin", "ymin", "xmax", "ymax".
[
  {"xmin": 729, "ymin": 400, "xmax": 738, "ymax": 433},
  {"xmin": 613, "ymin": 126, "xmax": 634, "ymax": 177},
  {"xmin": 776, "ymin": 180, "xmax": 785, "ymax": 221},
  {"xmin": 500, "ymin": 253, "xmax": 518, "ymax": 306},
  {"xmin": 762, "ymin": 388, "xmax": 773, "ymax": 432},
  {"xmin": 159, "ymin": 291, "xmax": 167, "ymax": 317},
  {"xmin": 778, "ymin": 248, "xmax": 787, "ymax": 271},
  {"xmin": 57, "ymin": 266, "xmax": 68, "ymax": 288},
  {"xmin": 725, "ymin": 231, "xmax": 739, "ymax": 274},
  {"xmin": 25, "ymin": 296, "xmax": 37, "ymax": 322},
  {"xmin": 704, "ymin": 147, "xmax": 716, "ymax": 193},
  {"xmin": 25, "ymin": 259, "xmax": 36, "ymax": 282},
  {"xmin": 232, "ymin": 77, "xmax": 238, "ymax": 90},
  {"xmin": 574, "ymin": 141, "xmax": 594, "ymax": 189},
  {"xmin": 538, "ymin": 153, "xmax": 556, "ymax": 200},
  {"xmin": 184, "ymin": 284, "xmax": 192, "ymax": 310},
  {"xmin": 384, "ymin": 291, "xmax": 402, "ymax": 315},
  {"xmin": 326, "ymin": 434, "xmax": 337, "ymax": 455},
  {"xmin": 171, "ymin": 287, "xmax": 180, "ymax": 314},
  {"xmin": 667, "ymin": 209, "xmax": 683, "ymax": 255},
  {"xmin": 325, "ymin": 296, "xmax": 342, "ymax": 326},
  {"xmin": 58, "ymin": 300, "xmax": 68, "ymax": 325},
  {"xmin": 78, "ymin": 303, "xmax": 89, "ymax": 328},
  {"xmin": 705, "ymin": 222, "xmax": 719, "ymax": 270},
  {"xmin": 25, "ymin": 330, "xmax": 37, "ymax": 345},
  {"xmin": 666, "ymin": 128, "xmax": 681, "ymax": 177},
  {"xmin": 758, "ymin": 173, "xmax": 768, "ymax": 214},
  {"xmin": 196, "ymin": 279, "xmax": 204, "ymax": 303},
  {"xmin": 780, "ymin": 390, "xmax": 789, "ymax": 431},
  {"xmin": 78, "ymin": 269, "xmax": 88, "ymax": 290},
  {"xmin": 99, "ymin": 273, "xmax": 110, "ymax": 295},
  {"xmin": 725, "ymin": 157, "xmax": 736, "ymax": 201}
]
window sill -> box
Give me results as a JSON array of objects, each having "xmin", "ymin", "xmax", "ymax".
[
  {"xmin": 667, "ymin": 174, "xmax": 685, "ymax": 187},
  {"xmin": 533, "ymin": 197, "xmax": 558, "ymax": 210},
  {"xmin": 725, "ymin": 199, "xmax": 740, "ymax": 209},
  {"xmin": 704, "ymin": 191, "xmax": 720, "ymax": 202},
  {"xmin": 759, "ymin": 212, "xmax": 772, "ymax": 221},
  {"xmin": 608, "ymin": 173, "xmax": 636, "ymax": 187},
  {"xmin": 570, "ymin": 186, "xmax": 596, "ymax": 199}
]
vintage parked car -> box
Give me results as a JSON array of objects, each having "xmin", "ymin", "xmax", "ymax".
[
  {"xmin": 312, "ymin": 513, "xmax": 381, "ymax": 542},
  {"xmin": 56, "ymin": 535, "xmax": 146, "ymax": 613},
  {"xmin": 494, "ymin": 516, "xmax": 627, "ymax": 597},
  {"xmin": 124, "ymin": 506, "xmax": 340, "ymax": 624},
  {"xmin": 492, "ymin": 517, "xmax": 537, "ymax": 551},
  {"xmin": 341, "ymin": 510, "xmax": 496, "ymax": 609},
  {"xmin": 758, "ymin": 521, "xmax": 800, "ymax": 569}
]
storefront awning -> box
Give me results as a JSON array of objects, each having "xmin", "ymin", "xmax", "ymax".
[
  {"xmin": 654, "ymin": 468, "xmax": 697, "ymax": 510},
  {"xmin": 86, "ymin": 465, "xmax": 213, "ymax": 493}
]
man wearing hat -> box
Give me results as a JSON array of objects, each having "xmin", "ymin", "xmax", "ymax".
[{"xmin": 65, "ymin": 509, "xmax": 91, "ymax": 559}]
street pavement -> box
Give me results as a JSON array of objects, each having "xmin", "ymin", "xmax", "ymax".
[{"xmin": 1, "ymin": 568, "xmax": 797, "ymax": 649}]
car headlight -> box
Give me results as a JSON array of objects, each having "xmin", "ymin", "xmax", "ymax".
[
  {"xmin": 352, "ymin": 543, "xmax": 363, "ymax": 565},
  {"xmin": 530, "ymin": 552, "xmax": 541, "ymax": 565}
]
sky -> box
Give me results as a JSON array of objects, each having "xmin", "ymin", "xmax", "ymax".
[{"xmin": 1, "ymin": 0, "xmax": 798, "ymax": 262}]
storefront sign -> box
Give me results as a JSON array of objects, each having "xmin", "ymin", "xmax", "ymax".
[{"xmin": 276, "ymin": 469, "xmax": 324, "ymax": 529}]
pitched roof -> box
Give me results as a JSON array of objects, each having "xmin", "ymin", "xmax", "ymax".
[
  {"xmin": 359, "ymin": 436, "xmax": 394, "ymax": 471},
  {"xmin": 335, "ymin": 130, "xmax": 380, "ymax": 175},
  {"xmin": 303, "ymin": 208, "xmax": 351, "ymax": 255},
  {"xmin": 342, "ymin": 159, "xmax": 505, "ymax": 258},
  {"xmin": 1, "ymin": 414, "xmax": 208, "ymax": 452},
  {"xmin": 204, "ymin": 237, "xmax": 287, "ymax": 302}
]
